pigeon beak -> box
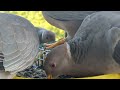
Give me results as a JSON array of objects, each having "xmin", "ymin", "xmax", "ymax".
[{"xmin": 47, "ymin": 74, "xmax": 53, "ymax": 79}]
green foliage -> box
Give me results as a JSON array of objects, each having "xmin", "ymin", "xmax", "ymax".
[{"xmin": 0, "ymin": 11, "xmax": 65, "ymax": 41}]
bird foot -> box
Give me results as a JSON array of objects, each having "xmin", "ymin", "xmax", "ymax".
[{"xmin": 44, "ymin": 38, "xmax": 66, "ymax": 49}]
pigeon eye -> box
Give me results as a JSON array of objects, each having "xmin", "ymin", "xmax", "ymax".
[{"xmin": 50, "ymin": 63, "xmax": 56, "ymax": 68}]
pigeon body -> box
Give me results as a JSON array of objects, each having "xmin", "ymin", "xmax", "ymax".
[
  {"xmin": 44, "ymin": 11, "xmax": 120, "ymax": 78},
  {"xmin": 42, "ymin": 11, "xmax": 96, "ymax": 41},
  {"xmin": 0, "ymin": 13, "xmax": 39, "ymax": 79}
]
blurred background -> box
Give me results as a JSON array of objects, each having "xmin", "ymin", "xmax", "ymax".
[{"xmin": 0, "ymin": 11, "xmax": 65, "ymax": 41}]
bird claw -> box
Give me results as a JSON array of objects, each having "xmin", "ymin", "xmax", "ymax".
[
  {"xmin": 44, "ymin": 43, "xmax": 52, "ymax": 47},
  {"xmin": 44, "ymin": 38, "xmax": 66, "ymax": 49}
]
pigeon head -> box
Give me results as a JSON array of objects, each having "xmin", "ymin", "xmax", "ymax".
[
  {"xmin": 42, "ymin": 30, "xmax": 55, "ymax": 43},
  {"xmin": 44, "ymin": 43, "xmax": 73, "ymax": 79},
  {"xmin": 36, "ymin": 27, "xmax": 55, "ymax": 43}
]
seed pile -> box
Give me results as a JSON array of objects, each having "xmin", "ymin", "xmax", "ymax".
[
  {"xmin": 16, "ymin": 43, "xmax": 75, "ymax": 79},
  {"xmin": 16, "ymin": 44, "xmax": 50, "ymax": 79}
]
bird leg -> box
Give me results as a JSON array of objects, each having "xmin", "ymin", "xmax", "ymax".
[{"xmin": 45, "ymin": 38, "xmax": 66, "ymax": 49}]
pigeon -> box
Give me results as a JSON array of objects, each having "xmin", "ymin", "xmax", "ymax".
[
  {"xmin": 42, "ymin": 11, "xmax": 97, "ymax": 49},
  {"xmin": 36, "ymin": 27, "xmax": 55, "ymax": 43},
  {"xmin": 0, "ymin": 13, "xmax": 39, "ymax": 79},
  {"xmin": 44, "ymin": 11, "xmax": 120, "ymax": 79}
]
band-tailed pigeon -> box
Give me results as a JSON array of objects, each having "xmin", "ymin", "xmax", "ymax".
[
  {"xmin": 0, "ymin": 13, "xmax": 39, "ymax": 79},
  {"xmin": 44, "ymin": 11, "xmax": 120, "ymax": 79},
  {"xmin": 36, "ymin": 27, "xmax": 55, "ymax": 43},
  {"xmin": 42, "ymin": 11, "xmax": 96, "ymax": 49}
]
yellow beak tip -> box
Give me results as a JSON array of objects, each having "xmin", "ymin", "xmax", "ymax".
[{"xmin": 47, "ymin": 74, "xmax": 52, "ymax": 79}]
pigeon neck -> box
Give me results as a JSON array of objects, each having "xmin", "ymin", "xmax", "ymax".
[
  {"xmin": 37, "ymin": 29, "xmax": 44, "ymax": 42},
  {"xmin": 65, "ymin": 42, "xmax": 72, "ymax": 60},
  {"xmin": 41, "ymin": 30, "xmax": 46, "ymax": 42}
]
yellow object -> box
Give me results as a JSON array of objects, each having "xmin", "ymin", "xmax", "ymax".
[
  {"xmin": 13, "ymin": 74, "xmax": 120, "ymax": 79},
  {"xmin": 47, "ymin": 74, "xmax": 53, "ymax": 79},
  {"xmin": 72, "ymin": 74, "xmax": 120, "ymax": 79},
  {"xmin": 13, "ymin": 76, "xmax": 32, "ymax": 79}
]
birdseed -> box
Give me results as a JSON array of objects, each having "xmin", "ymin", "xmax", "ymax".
[{"xmin": 16, "ymin": 43, "xmax": 75, "ymax": 79}]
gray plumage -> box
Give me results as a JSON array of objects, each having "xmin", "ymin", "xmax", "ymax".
[
  {"xmin": 68, "ymin": 11, "xmax": 120, "ymax": 73},
  {"xmin": 68, "ymin": 11, "xmax": 120, "ymax": 64},
  {"xmin": 36, "ymin": 27, "xmax": 55, "ymax": 43},
  {"xmin": 42, "ymin": 11, "xmax": 97, "ymax": 41},
  {"xmin": 44, "ymin": 11, "xmax": 120, "ymax": 78},
  {"xmin": 0, "ymin": 13, "xmax": 39, "ymax": 78}
]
